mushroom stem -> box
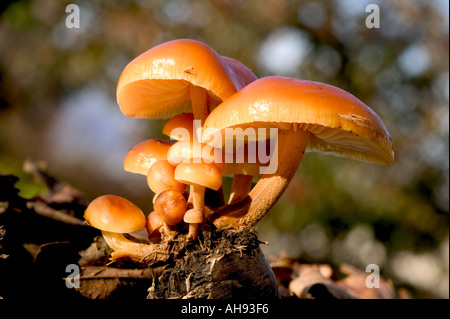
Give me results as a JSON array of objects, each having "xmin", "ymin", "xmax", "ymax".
[
  {"xmin": 189, "ymin": 184, "xmax": 205, "ymax": 240},
  {"xmin": 101, "ymin": 230, "xmax": 155, "ymax": 261},
  {"xmin": 228, "ymin": 174, "xmax": 253, "ymax": 204},
  {"xmin": 192, "ymin": 184, "xmax": 206, "ymax": 214},
  {"xmin": 208, "ymin": 129, "xmax": 310, "ymax": 229},
  {"xmin": 187, "ymin": 224, "xmax": 198, "ymax": 241},
  {"xmin": 161, "ymin": 222, "xmax": 179, "ymax": 241},
  {"xmin": 189, "ymin": 85, "xmax": 209, "ymax": 130},
  {"xmin": 101, "ymin": 230, "xmax": 137, "ymax": 251},
  {"xmin": 189, "ymin": 85, "xmax": 226, "ymax": 207},
  {"xmin": 187, "ymin": 189, "xmax": 194, "ymax": 207},
  {"xmin": 187, "ymin": 222, "xmax": 199, "ymax": 241}
]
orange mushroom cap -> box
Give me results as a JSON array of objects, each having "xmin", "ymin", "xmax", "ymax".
[
  {"xmin": 162, "ymin": 113, "xmax": 196, "ymax": 141},
  {"xmin": 146, "ymin": 211, "xmax": 164, "ymax": 236},
  {"xmin": 167, "ymin": 140, "xmax": 223, "ymax": 168},
  {"xmin": 203, "ymin": 76, "xmax": 394, "ymax": 164},
  {"xmin": 153, "ymin": 189, "xmax": 187, "ymax": 225},
  {"xmin": 116, "ymin": 39, "xmax": 257, "ymax": 119},
  {"xmin": 220, "ymin": 56, "xmax": 259, "ymax": 90},
  {"xmin": 84, "ymin": 195, "xmax": 146, "ymax": 233},
  {"xmin": 175, "ymin": 162, "xmax": 222, "ymax": 191},
  {"xmin": 147, "ymin": 160, "xmax": 186, "ymax": 194},
  {"xmin": 124, "ymin": 139, "xmax": 173, "ymax": 175}
]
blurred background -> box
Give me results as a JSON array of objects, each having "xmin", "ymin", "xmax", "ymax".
[{"xmin": 0, "ymin": 0, "xmax": 448, "ymax": 298}]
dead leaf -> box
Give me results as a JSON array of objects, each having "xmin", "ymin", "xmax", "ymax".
[
  {"xmin": 289, "ymin": 264, "xmax": 357, "ymax": 299},
  {"xmin": 336, "ymin": 264, "xmax": 398, "ymax": 299},
  {"xmin": 75, "ymin": 266, "xmax": 161, "ymax": 299}
]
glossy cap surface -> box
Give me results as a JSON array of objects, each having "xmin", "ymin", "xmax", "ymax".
[
  {"xmin": 84, "ymin": 195, "xmax": 146, "ymax": 233},
  {"xmin": 203, "ymin": 76, "xmax": 394, "ymax": 164},
  {"xmin": 117, "ymin": 39, "xmax": 257, "ymax": 119}
]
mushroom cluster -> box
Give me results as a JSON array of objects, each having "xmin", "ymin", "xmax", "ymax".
[{"xmin": 84, "ymin": 39, "xmax": 394, "ymax": 263}]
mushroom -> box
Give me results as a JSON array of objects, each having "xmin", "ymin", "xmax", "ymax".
[
  {"xmin": 153, "ymin": 189, "xmax": 187, "ymax": 227},
  {"xmin": 163, "ymin": 113, "xmax": 226, "ymax": 208},
  {"xmin": 146, "ymin": 159, "xmax": 186, "ymax": 194},
  {"xmin": 146, "ymin": 210, "xmax": 164, "ymax": 241},
  {"xmin": 162, "ymin": 110, "xmax": 266, "ymax": 205},
  {"xmin": 124, "ymin": 139, "xmax": 173, "ymax": 176},
  {"xmin": 167, "ymin": 140, "xmax": 223, "ymax": 168},
  {"xmin": 175, "ymin": 161, "xmax": 222, "ymax": 240},
  {"xmin": 162, "ymin": 113, "xmax": 197, "ymax": 142},
  {"xmin": 203, "ymin": 76, "xmax": 394, "ymax": 229},
  {"xmin": 168, "ymin": 139, "xmax": 224, "ymax": 206},
  {"xmin": 116, "ymin": 39, "xmax": 257, "ymax": 126},
  {"xmin": 84, "ymin": 195, "xmax": 148, "ymax": 260}
]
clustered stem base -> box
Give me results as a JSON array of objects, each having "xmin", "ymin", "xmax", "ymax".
[{"xmin": 147, "ymin": 227, "xmax": 279, "ymax": 299}]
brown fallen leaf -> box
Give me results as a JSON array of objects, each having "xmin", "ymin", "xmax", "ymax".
[
  {"xmin": 289, "ymin": 264, "xmax": 357, "ymax": 299},
  {"xmin": 75, "ymin": 265, "xmax": 165, "ymax": 299},
  {"xmin": 336, "ymin": 264, "xmax": 398, "ymax": 299}
]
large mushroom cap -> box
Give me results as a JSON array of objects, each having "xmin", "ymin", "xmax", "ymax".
[
  {"xmin": 84, "ymin": 195, "xmax": 146, "ymax": 233},
  {"xmin": 117, "ymin": 39, "xmax": 257, "ymax": 119},
  {"xmin": 203, "ymin": 76, "xmax": 394, "ymax": 164}
]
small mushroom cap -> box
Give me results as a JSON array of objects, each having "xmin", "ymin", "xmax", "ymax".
[
  {"xmin": 147, "ymin": 160, "xmax": 186, "ymax": 194},
  {"xmin": 175, "ymin": 162, "xmax": 222, "ymax": 191},
  {"xmin": 203, "ymin": 76, "xmax": 394, "ymax": 164},
  {"xmin": 146, "ymin": 211, "xmax": 164, "ymax": 236},
  {"xmin": 154, "ymin": 189, "xmax": 187, "ymax": 225},
  {"xmin": 167, "ymin": 140, "xmax": 223, "ymax": 169},
  {"xmin": 84, "ymin": 195, "xmax": 146, "ymax": 233},
  {"xmin": 162, "ymin": 113, "xmax": 197, "ymax": 141},
  {"xmin": 117, "ymin": 39, "xmax": 257, "ymax": 119},
  {"xmin": 184, "ymin": 208, "xmax": 203, "ymax": 224},
  {"xmin": 124, "ymin": 139, "xmax": 173, "ymax": 175}
]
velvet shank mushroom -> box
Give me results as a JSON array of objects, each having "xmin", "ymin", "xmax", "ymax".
[
  {"xmin": 84, "ymin": 195, "xmax": 148, "ymax": 260},
  {"xmin": 147, "ymin": 160, "xmax": 186, "ymax": 194},
  {"xmin": 203, "ymin": 76, "xmax": 394, "ymax": 229},
  {"xmin": 153, "ymin": 189, "xmax": 187, "ymax": 226},
  {"xmin": 162, "ymin": 113, "xmax": 197, "ymax": 142},
  {"xmin": 116, "ymin": 39, "xmax": 257, "ymax": 126},
  {"xmin": 146, "ymin": 210, "xmax": 164, "ymax": 240},
  {"xmin": 175, "ymin": 160, "xmax": 222, "ymax": 240},
  {"xmin": 124, "ymin": 139, "xmax": 173, "ymax": 176}
]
